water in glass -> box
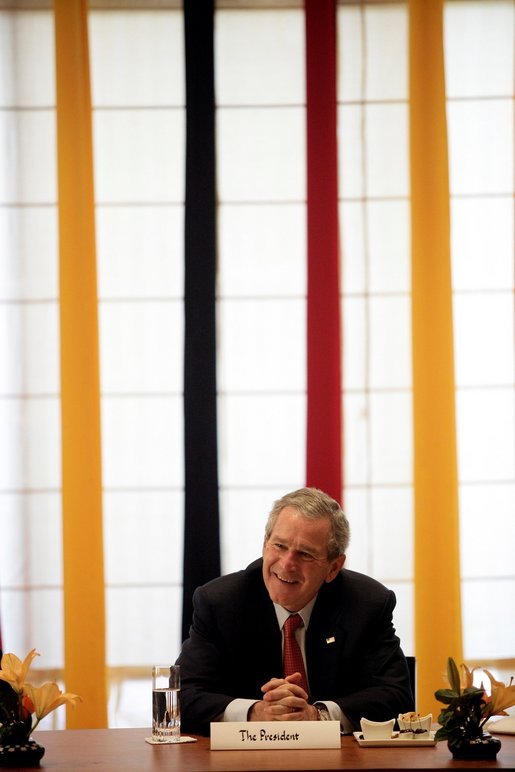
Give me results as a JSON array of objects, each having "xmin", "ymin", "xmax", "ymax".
[{"xmin": 152, "ymin": 687, "xmax": 180, "ymax": 741}]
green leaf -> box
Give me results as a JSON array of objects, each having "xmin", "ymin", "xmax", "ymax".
[
  {"xmin": 459, "ymin": 690, "xmax": 484, "ymax": 709},
  {"xmin": 434, "ymin": 727, "xmax": 448, "ymax": 742},
  {"xmin": 462, "ymin": 687, "xmax": 483, "ymax": 698},
  {"xmin": 436, "ymin": 708, "xmax": 453, "ymax": 726},
  {"xmin": 447, "ymin": 657, "xmax": 461, "ymax": 694},
  {"xmin": 434, "ymin": 688, "xmax": 458, "ymax": 704}
]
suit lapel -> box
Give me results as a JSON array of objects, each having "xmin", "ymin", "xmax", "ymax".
[
  {"xmin": 245, "ymin": 574, "xmax": 283, "ymax": 683},
  {"xmin": 305, "ymin": 575, "xmax": 348, "ymax": 695}
]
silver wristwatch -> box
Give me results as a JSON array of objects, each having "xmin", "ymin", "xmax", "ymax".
[{"xmin": 315, "ymin": 703, "xmax": 330, "ymax": 721}]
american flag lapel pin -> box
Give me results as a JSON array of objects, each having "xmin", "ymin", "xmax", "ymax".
[{"xmin": 326, "ymin": 636, "xmax": 336, "ymax": 644}]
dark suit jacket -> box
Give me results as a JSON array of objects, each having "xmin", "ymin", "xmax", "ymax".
[{"xmin": 177, "ymin": 558, "xmax": 414, "ymax": 736}]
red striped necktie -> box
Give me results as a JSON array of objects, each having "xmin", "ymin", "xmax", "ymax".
[{"xmin": 283, "ymin": 613, "xmax": 309, "ymax": 695}]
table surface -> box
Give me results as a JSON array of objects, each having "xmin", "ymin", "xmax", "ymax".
[{"xmin": 24, "ymin": 727, "xmax": 514, "ymax": 771}]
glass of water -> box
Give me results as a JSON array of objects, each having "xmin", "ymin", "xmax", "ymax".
[{"xmin": 152, "ymin": 665, "xmax": 180, "ymax": 742}]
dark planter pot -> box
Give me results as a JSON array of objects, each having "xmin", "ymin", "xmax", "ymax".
[
  {"xmin": 0, "ymin": 740, "xmax": 45, "ymax": 768},
  {"xmin": 448, "ymin": 731, "xmax": 501, "ymax": 761}
]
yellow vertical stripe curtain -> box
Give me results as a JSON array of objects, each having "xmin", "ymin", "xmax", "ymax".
[
  {"xmin": 51, "ymin": 0, "xmax": 463, "ymax": 727},
  {"xmin": 409, "ymin": 0, "xmax": 463, "ymax": 716},
  {"xmin": 55, "ymin": 0, "xmax": 107, "ymax": 728}
]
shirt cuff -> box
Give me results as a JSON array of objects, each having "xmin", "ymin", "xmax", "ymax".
[{"xmin": 222, "ymin": 698, "xmax": 258, "ymax": 723}]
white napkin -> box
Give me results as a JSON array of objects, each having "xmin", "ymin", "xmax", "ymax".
[
  {"xmin": 145, "ymin": 736, "xmax": 197, "ymax": 745},
  {"xmin": 485, "ymin": 716, "xmax": 515, "ymax": 735}
]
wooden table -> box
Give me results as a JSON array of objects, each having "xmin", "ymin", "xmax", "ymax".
[{"xmin": 25, "ymin": 728, "xmax": 515, "ymax": 771}]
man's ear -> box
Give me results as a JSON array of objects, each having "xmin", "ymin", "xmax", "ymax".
[{"xmin": 325, "ymin": 554, "xmax": 345, "ymax": 583}]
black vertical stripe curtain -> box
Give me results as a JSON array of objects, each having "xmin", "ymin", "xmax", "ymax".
[{"xmin": 182, "ymin": 0, "xmax": 220, "ymax": 642}]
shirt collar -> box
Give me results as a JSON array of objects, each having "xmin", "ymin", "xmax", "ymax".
[{"xmin": 273, "ymin": 595, "xmax": 318, "ymax": 630}]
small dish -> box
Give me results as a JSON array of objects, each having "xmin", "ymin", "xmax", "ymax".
[
  {"xmin": 397, "ymin": 712, "xmax": 432, "ymax": 738},
  {"xmin": 359, "ymin": 717, "xmax": 396, "ymax": 740}
]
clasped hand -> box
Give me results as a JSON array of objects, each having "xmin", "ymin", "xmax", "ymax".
[{"xmin": 248, "ymin": 673, "xmax": 318, "ymax": 722}]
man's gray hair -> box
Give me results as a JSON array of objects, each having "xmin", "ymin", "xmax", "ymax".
[{"xmin": 264, "ymin": 487, "xmax": 350, "ymax": 559}]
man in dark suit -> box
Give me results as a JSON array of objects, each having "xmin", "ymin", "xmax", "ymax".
[{"xmin": 177, "ymin": 487, "xmax": 414, "ymax": 736}]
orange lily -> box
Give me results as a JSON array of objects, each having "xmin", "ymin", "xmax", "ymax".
[
  {"xmin": 0, "ymin": 649, "xmax": 39, "ymax": 693},
  {"xmin": 442, "ymin": 659, "xmax": 478, "ymax": 693},
  {"xmin": 23, "ymin": 682, "xmax": 81, "ymax": 726},
  {"xmin": 20, "ymin": 693, "xmax": 35, "ymax": 720},
  {"xmin": 459, "ymin": 663, "xmax": 477, "ymax": 690},
  {"xmin": 483, "ymin": 669, "xmax": 515, "ymax": 717}
]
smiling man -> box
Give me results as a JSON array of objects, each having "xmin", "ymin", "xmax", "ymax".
[{"xmin": 177, "ymin": 488, "xmax": 414, "ymax": 736}]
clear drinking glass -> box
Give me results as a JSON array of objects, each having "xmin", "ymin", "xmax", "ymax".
[{"xmin": 152, "ymin": 665, "xmax": 180, "ymax": 742}]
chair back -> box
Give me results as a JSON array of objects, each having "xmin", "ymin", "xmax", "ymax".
[{"xmin": 406, "ymin": 655, "xmax": 416, "ymax": 705}]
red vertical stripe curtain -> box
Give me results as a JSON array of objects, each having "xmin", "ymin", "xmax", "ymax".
[{"xmin": 305, "ymin": 0, "xmax": 342, "ymax": 504}]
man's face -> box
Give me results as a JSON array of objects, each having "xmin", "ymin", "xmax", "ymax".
[{"xmin": 262, "ymin": 506, "xmax": 345, "ymax": 612}]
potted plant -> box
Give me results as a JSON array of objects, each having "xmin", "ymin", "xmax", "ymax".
[
  {"xmin": 0, "ymin": 649, "xmax": 80, "ymax": 767},
  {"xmin": 434, "ymin": 657, "xmax": 515, "ymax": 761}
]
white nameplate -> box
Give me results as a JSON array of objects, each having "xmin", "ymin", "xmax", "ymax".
[{"xmin": 210, "ymin": 720, "xmax": 340, "ymax": 750}]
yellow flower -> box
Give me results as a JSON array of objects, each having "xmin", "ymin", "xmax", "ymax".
[
  {"xmin": 0, "ymin": 649, "xmax": 39, "ymax": 693},
  {"xmin": 483, "ymin": 669, "xmax": 515, "ymax": 717},
  {"xmin": 23, "ymin": 682, "xmax": 81, "ymax": 722}
]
